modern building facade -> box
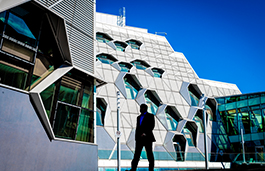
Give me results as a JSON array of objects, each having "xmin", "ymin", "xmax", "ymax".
[
  {"xmin": 0, "ymin": 0, "xmax": 104, "ymax": 170},
  {"xmin": 1, "ymin": 1, "xmax": 263, "ymax": 171},
  {"xmin": 94, "ymin": 12, "xmax": 242, "ymax": 170},
  {"xmin": 216, "ymin": 92, "xmax": 265, "ymax": 163}
]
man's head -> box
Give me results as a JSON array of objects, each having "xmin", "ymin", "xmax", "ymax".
[{"xmin": 140, "ymin": 104, "xmax": 148, "ymax": 114}]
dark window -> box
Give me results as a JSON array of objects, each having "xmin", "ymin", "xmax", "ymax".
[
  {"xmin": 97, "ymin": 53, "xmax": 118, "ymax": 64},
  {"xmin": 126, "ymin": 39, "xmax": 142, "ymax": 50},
  {"xmin": 114, "ymin": 41, "xmax": 127, "ymax": 52},
  {"xmin": 96, "ymin": 98, "xmax": 107, "ymax": 126},
  {"xmin": 118, "ymin": 62, "xmax": 132, "ymax": 72},
  {"xmin": 96, "ymin": 32, "xmax": 113, "ymax": 43},
  {"xmin": 152, "ymin": 67, "xmax": 164, "ymax": 78},
  {"xmin": 144, "ymin": 90, "xmax": 161, "ymax": 114},
  {"xmin": 131, "ymin": 59, "xmax": 150, "ymax": 70},
  {"xmin": 124, "ymin": 74, "xmax": 141, "ymax": 99}
]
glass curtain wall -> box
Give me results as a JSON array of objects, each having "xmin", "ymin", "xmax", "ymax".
[{"xmin": 216, "ymin": 92, "xmax": 265, "ymax": 163}]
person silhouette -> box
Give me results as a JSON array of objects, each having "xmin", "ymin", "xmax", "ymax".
[{"xmin": 127, "ymin": 103, "xmax": 156, "ymax": 171}]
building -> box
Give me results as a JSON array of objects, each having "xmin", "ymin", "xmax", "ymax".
[
  {"xmin": 216, "ymin": 92, "xmax": 265, "ymax": 163},
  {"xmin": 1, "ymin": 1, "xmax": 263, "ymax": 171},
  {"xmin": 94, "ymin": 12, "xmax": 242, "ymax": 170},
  {"xmin": 0, "ymin": 0, "xmax": 105, "ymax": 170}
]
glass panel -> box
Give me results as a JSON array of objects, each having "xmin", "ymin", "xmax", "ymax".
[
  {"xmin": 96, "ymin": 98, "xmax": 106, "ymax": 126},
  {"xmin": 96, "ymin": 108, "xmax": 104, "ymax": 126},
  {"xmin": 7, "ymin": 13, "xmax": 36, "ymax": 40},
  {"xmin": 261, "ymin": 96, "xmax": 265, "ymax": 104},
  {"xmin": 96, "ymin": 54, "xmax": 116, "ymax": 64},
  {"xmin": 0, "ymin": 11, "xmax": 5, "ymax": 23},
  {"xmin": 250, "ymin": 110, "xmax": 262, "ymax": 133},
  {"xmin": 76, "ymin": 109, "xmax": 94, "ymax": 143},
  {"xmin": 4, "ymin": 11, "xmax": 37, "ymax": 47},
  {"xmin": 40, "ymin": 83, "xmax": 56, "ymax": 119},
  {"xmin": 248, "ymin": 97, "xmax": 260, "ymax": 106},
  {"xmin": 2, "ymin": 39, "xmax": 35, "ymax": 62},
  {"xmin": 218, "ymin": 104, "xmax": 226, "ymax": 111},
  {"xmin": 81, "ymin": 85, "xmax": 93, "ymax": 110},
  {"xmin": 145, "ymin": 92, "xmax": 159, "ymax": 115},
  {"xmin": 58, "ymin": 75, "xmax": 82, "ymax": 106},
  {"xmin": 0, "ymin": 11, "xmax": 5, "ymax": 34},
  {"xmin": 183, "ymin": 128, "xmax": 194, "ymax": 146},
  {"xmin": 30, "ymin": 55, "xmax": 54, "ymax": 89},
  {"xmin": 53, "ymin": 103, "xmax": 79, "ymax": 140},
  {"xmin": 237, "ymin": 100, "xmax": 248, "ymax": 108},
  {"xmin": 125, "ymin": 80, "xmax": 138, "ymax": 99},
  {"xmin": 226, "ymin": 102, "xmax": 236, "ymax": 110},
  {"xmin": 189, "ymin": 91, "xmax": 199, "ymax": 106},
  {"xmin": 0, "ymin": 61, "xmax": 28, "ymax": 90}
]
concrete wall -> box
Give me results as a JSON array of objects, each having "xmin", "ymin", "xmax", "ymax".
[{"xmin": 0, "ymin": 86, "xmax": 98, "ymax": 171}]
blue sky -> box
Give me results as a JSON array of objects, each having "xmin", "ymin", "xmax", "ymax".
[{"xmin": 96, "ymin": 0, "xmax": 265, "ymax": 94}]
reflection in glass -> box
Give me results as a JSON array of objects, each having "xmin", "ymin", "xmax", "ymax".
[
  {"xmin": 82, "ymin": 85, "xmax": 93, "ymax": 110},
  {"xmin": 40, "ymin": 83, "xmax": 56, "ymax": 119},
  {"xmin": 125, "ymin": 80, "xmax": 138, "ymax": 99},
  {"xmin": 96, "ymin": 98, "xmax": 107, "ymax": 126},
  {"xmin": 0, "ymin": 61, "xmax": 28, "ymax": 90},
  {"xmin": 30, "ymin": 55, "xmax": 54, "ymax": 90},
  {"xmin": 96, "ymin": 32, "xmax": 112, "ymax": 43},
  {"xmin": 7, "ymin": 13, "xmax": 36, "ymax": 40},
  {"xmin": 145, "ymin": 91, "xmax": 160, "ymax": 115},
  {"xmin": 189, "ymin": 91, "xmax": 199, "ymax": 106},
  {"xmin": 183, "ymin": 128, "xmax": 194, "ymax": 146},
  {"xmin": 76, "ymin": 109, "xmax": 94, "ymax": 142},
  {"xmin": 96, "ymin": 54, "xmax": 117, "ymax": 64},
  {"xmin": 53, "ymin": 103, "xmax": 79, "ymax": 140},
  {"xmin": 58, "ymin": 76, "xmax": 81, "ymax": 106}
]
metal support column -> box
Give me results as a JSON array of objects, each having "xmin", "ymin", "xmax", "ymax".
[
  {"xmin": 117, "ymin": 91, "xmax": 121, "ymax": 171},
  {"xmin": 202, "ymin": 94, "xmax": 209, "ymax": 169},
  {"xmin": 241, "ymin": 128, "xmax": 246, "ymax": 163}
]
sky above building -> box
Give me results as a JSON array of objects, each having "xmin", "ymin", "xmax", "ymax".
[{"xmin": 96, "ymin": 0, "xmax": 265, "ymax": 94}]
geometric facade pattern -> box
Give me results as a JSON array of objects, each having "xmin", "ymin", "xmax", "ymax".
[{"xmin": 95, "ymin": 12, "xmax": 241, "ymax": 169}]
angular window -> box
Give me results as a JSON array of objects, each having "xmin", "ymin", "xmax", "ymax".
[
  {"xmin": 173, "ymin": 135, "xmax": 186, "ymax": 161},
  {"xmin": 152, "ymin": 67, "xmax": 164, "ymax": 78},
  {"xmin": 194, "ymin": 110, "xmax": 204, "ymax": 133},
  {"xmin": 144, "ymin": 90, "xmax": 162, "ymax": 114},
  {"xmin": 114, "ymin": 41, "xmax": 127, "ymax": 52},
  {"xmin": 188, "ymin": 84, "xmax": 202, "ymax": 106},
  {"xmin": 96, "ymin": 98, "xmax": 107, "ymax": 126},
  {"xmin": 96, "ymin": 32, "xmax": 113, "ymax": 43},
  {"xmin": 131, "ymin": 59, "xmax": 150, "ymax": 70},
  {"xmin": 126, "ymin": 39, "xmax": 142, "ymax": 50},
  {"xmin": 157, "ymin": 105, "xmax": 182, "ymax": 131},
  {"xmin": 118, "ymin": 62, "xmax": 133, "ymax": 72},
  {"xmin": 96, "ymin": 53, "xmax": 118, "ymax": 64},
  {"xmin": 183, "ymin": 127, "xmax": 194, "ymax": 146},
  {"xmin": 124, "ymin": 74, "xmax": 141, "ymax": 99},
  {"xmin": 0, "ymin": 3, "xmax": 63, "ymax": 91},
  {"xmin": 165, "ymin": 106, "xmax": 182, "ymax": 131},
  {"xmin": 40, "ymin": 70, "xmax": 95, "ymax": 143}
]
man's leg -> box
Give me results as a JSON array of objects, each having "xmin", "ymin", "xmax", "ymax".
[
  {"xmin": 131, "ymin": 141, "xmax": 143, "ymax": 171},
  {"xmin": 145, "ymin": 141, "xmax": 154, "ymax": 171}
]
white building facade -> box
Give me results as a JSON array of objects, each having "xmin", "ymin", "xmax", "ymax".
[{"xmin": 95, "ymin": 12, "xmax": 241, "ymax": 170}]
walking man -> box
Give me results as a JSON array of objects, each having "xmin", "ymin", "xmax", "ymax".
[{"xmin": 128, "ymin": 103, "xmax": 156, "ymax": 171}]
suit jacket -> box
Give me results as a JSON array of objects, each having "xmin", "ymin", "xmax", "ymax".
[{"xmin": 135, "ymin": 112, "xmax": 156, "ymax": 142}]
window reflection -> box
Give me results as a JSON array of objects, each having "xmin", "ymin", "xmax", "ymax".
[
  {"xmin": 53, "ymin": 102, "xmax": 79, "ymax": 140},
  {"xmin": 0, "ymin": 60, "xmax": 29, "ymax": 90},
  {"xmin": 39, "ymin": 71, "xmax": 95, "ymax": 143},
  {"xmin": 131, "ymin": 59, "xmax": 150, "ymax": 70}
]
